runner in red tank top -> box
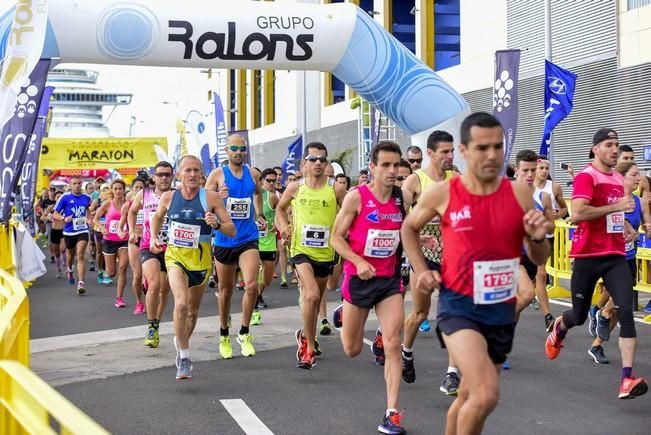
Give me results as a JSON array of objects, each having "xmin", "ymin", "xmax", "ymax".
[
  {"xmin": 331, "ymin": 141, "xmax": 407, "ymax": 435},
  {"xmin": 402, "ymin": 113, "xmax": 551, "ymax": 435}
]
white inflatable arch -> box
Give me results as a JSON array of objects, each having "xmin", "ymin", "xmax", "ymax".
[{"xmin": 0, "ymin": 0, "xmax": 468, "ymax": 161}]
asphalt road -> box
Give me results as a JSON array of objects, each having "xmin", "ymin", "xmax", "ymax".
[{"xmin": 28, "ymin": 257, "xmax": 651, "ymax": 434}]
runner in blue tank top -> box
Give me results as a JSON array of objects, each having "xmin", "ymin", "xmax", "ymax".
[
  {"xmin": 54, "ymin": 175, "xmax": 92, "ymax": 295},
  {"xmin": 206, "ymin": 134, "xmax": 266, "ymax": 359}
]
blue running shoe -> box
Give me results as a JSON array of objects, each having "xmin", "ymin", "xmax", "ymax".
[
  {"xmin": 502, "ymin": 359, "xmax": 511, "ymax": 370},
  {"xmin": 332, "ymin": 304, "xmax": 343, "ymax": 328},
  {"xmin": 176, "ymin": 358, "xmax": 192, "ymax": 380},
  {"xmin": 67, "ymin": 270, "xmax": 75, "ymax": 285},
  {"xmin": 587, "ymin": 305, "xmax": 598, "ymax": 337},
  {"xmin": 643, "ymin": 301, "xmax": 651, "ymax": 314},
  {"xmin": 418, "ymin": 319, "xmax": 430, "ymax": 332},
  {"xmin": 596, "ymin": 310, "xmax": 610, "ymax": 341},
  {"xmin": 378, "ymin": 411, "xmax": 406, "ymax": 435}
]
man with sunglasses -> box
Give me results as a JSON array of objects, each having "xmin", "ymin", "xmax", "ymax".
[
  {"xmin": 400, "ymin": 130, "xmax": 460, "ymax": 395},
  {"xmin": 256, "ymin": 168, "xmax": 280, "ymax": 313},
  {"xmin": 396, "ymin": 159, "xmax": 412, "ymax": 188},
  {"xmin": 206, "ymin": 134, "xmax": 266, "ymax": 359},
  {"xmin": 406, "ymin": 146, "xmax": 424, "ymax": 171},
  {"xmin": 276, "ymin": 142, "xmax": 347, "ymax": 369},
  {"xmin": 128, "ymin": 161, "xmax": 174, "ymax": 349}
]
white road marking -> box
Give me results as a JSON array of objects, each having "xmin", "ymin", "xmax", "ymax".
[
  {"xmin": 549, "ymin": 299, "xmax": 651, "ymax": 325},
  {"xmin": 220, "ymin": 399, "xmax": 274, "ymax": 435}
]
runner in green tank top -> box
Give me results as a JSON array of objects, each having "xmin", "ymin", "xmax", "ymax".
[
  {"xmin": 255, "ymin": 169, "xmax": 280, "ymax": 315},
  {"xmin": 276, "ymin": 142, "xmax": 347, "ymax": 370}
]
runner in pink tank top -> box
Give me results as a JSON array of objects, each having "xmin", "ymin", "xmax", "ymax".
[
  {"xmin": 103, "ymin": 200, "xmax": 128, "ymax": 243},
  {"xmin": 330, "ymin": 141, "xmax": 408, "ymax": 434}
]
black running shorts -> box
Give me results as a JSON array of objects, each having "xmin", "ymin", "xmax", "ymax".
[
  {"xmin": 436, "ymin": 316, "xmax": 515, "ymax": 365},
  {"xmin": 64, "ymin": 232, "xmax": 89, "ymax": 250},
  {"xmin": 213, "ymin": 240, "xmax": 259, "ymax": 266}
]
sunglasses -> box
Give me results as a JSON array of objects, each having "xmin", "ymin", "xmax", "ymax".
[
  {"xmin": 155, "ymin": 172, "xmax": 173, "ymax": 177},
  {"xmin": 408, "ymin": 158, "xmax": 423, "ymax": 164},
  {"xmin": 396, "ymin": 176, "xmax": 407, "ymax": 182},
  {"xmin": 265, "ymin": 178, "xmax": 277, "ymax": 183},
  {"xmin": 305, "ymin": 155, "xmax": 328, "ymax": 163},
  {"xmin": 228, "ymin": 145, "xmax": 247, "ymax": 152}
]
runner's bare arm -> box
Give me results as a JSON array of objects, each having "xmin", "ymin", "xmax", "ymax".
[
  {"xmin": 205, "ymin": 167, "xmax": 223, "ymax": 191},
  {"xmin": 331, "ymin": 189, "xmax": 375, "ymax": 278},
  {"xmin": 251, "ymin": 168, "xmax": 266, "ymax": 228},
  {"xmin": 572, "ymin": 197, "xmax": 634, "ymax": 222},
  {"xmin": 553, "ymin": 182, "xmax": 568, "ymax": 218},
  {"xmin": 92, "ymin": 200, "xmax": 110, "ymax": 232},
  {"xmin": 118, "ymin": 202, "xmax": 129, "ymax": 231},
  {"xmin": 276, "ymin": 181, "xmax": 298, "ymax": 239},
  {"xmin": 401, "ymin": 172, "xmax": 420, "ymax": 208},
  {"xmin": 513, "ymin": 182, "xmax": 552, "ymax": 265},
  {"xmin": 150, "ymin": 191, "xmax": 172, "ymax": 252},
  {"xmin": 402, "ymin": 181, "xmax": 449, "ymax": 275},
  {"xmin": 334, "ymin": 182, "xmax": 347, "ymax": 206},
  {"xmin": 127, "ymin": 190, "xmax": 143, "ymax": 243},
  {"xmin": 206, "ymin": 191, "xmax": 235, "ymax": 237},
  {"xmin": 542, "ymin": 192, "xmax": 556, "ymax": 225},
  {"xmin": 268, "ymin": 190, "xmax": 279, "ymax": 209}
]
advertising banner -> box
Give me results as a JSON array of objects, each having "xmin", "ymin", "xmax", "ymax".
[
  {"xmin": 539, "ymin": 60, "xmax": 577, "ymax": 157},
  {"xmin": 492, "ymin": 49, "xmax": 520, "ymax": 173},
  {"xmin": 40, "ymin": 137, "xmax": 166, "ymax": 169}
]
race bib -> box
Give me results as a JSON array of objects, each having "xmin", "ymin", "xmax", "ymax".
[
  {"xmin": 169, "ymin": 221, "xmax": 201, "ymax": 248},
  {"xmin": 150, "ymin": 214, "xmax": 169, "ymax": 244},
  {"xmin": 301, "ymin": 224, "xmax": 329, "ymax": 248},
  {"xmin": 108, "ymin": 220, "xmax": 120, "ymax": 234},
  {"xmin": 364, "ymin": 229, "xmax": 400, "ymax": 258},
  {"xmin": 606, "ymin": 212, "xmax": 624, "ymax": 234},
  {"xmin": 473, "ymin": 257, "xmax": 519, "ymax": 305},
  {"xmin": 227, "ymin": 197, "xmax": 251, "ymax": 219},
  {"xmin": 136, "ymin": 210, "xmax": 144, "ymax": 226},
  {"xmin": 72, "ymin": 217, "xmax": 87, "ymax": 231}
]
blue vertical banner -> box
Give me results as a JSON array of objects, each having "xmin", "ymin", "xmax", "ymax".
[
  {"xmin": 21, "ymin": 85, "xmax": 55, "ymax": 235},
  {"xmin": 213, "ymin": 92, "xmax": 228, "ymax": 167},
  {"xmin": 539, "ymin": 60, "xmax": 577, "ymax": 157},
  {"xmin": 280, "ymin": 136, "xmax": 303, "ymax": 184},
  {"xmin": 0, "ymin": 59, "xmax": 51, "ymax": 223},
  {"xmin": 186, "ymin": 110, "xmax": 215, "ymax": 174},
  {"xmin": 492, "ymin": 50, "xmax": 520, "ymax": 174}
]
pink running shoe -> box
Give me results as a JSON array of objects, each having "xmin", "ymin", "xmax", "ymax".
[
  {"xmin": 133, "ymin": 301, "xmax": 145, "ymax": 315},
  {"xmin": 114, "ymin": 297, "xmax": 126, "ymax": 308}
]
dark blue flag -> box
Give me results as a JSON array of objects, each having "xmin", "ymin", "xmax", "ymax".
[
  {"xmin": 492, "ymin": 50, "xmax": 521, "ymax": 175},
  {"xmin": 539, "ymin": 60, "xmax": 577, "ymax": 157},
  {"xmin": 280, "ymin": 136, "xmax": 303, "ymax": 184}
]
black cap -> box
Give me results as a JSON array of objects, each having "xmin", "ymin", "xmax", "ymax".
[{"xmin": 590, "ymin": 128, "xmax": 618, "ymax": 158}]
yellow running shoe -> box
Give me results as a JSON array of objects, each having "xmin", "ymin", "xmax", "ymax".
[
  {"xmin": 251, "ymin": 311, "xmax": 262, "ymax": 326},
  {"xmin": 144, "ymin": 327, "xmax": 159, "ymax": 348},
  {"xmin": 219, "ymin": 336, "xmax": 233, "ymax": 359},
  {"xmin": 237, "ymin": 333, "xmax": 256, "ymax": 357}
]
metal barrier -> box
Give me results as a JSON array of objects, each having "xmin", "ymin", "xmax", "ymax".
[{"xmin": 0, "ymin": 224, "xmax": 108, "ymax": 434}]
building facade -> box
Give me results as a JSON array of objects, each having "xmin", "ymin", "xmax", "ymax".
[{"xmin": 220, "ymin": 0, "xmax": 651, "ymax": 183}]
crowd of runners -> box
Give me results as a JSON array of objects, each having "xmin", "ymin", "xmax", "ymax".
[{"xmin": 34, "ymin": 112, "xmax": 649, "ymax": 434}]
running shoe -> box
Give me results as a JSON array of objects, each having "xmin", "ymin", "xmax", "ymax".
[
  {"xmin": 544, "ymin": 313, "xmax": 555, "ymax": 333},
  {"xmin": 251, "ymin": 311, "xmax": 262, "ymax": 326},
  {"xmin": 257, "ymin": 296, "xmax": 268, "ymax": 309},
  {"xmin": 55, "ymin": 272, "xmax": 62, "ymax": 279},
  {"xmin": 401, "ymin": 351, "xmax": 416, "ymax": 383},
  {"xmin": 114, "ymin": 297, "xmax": 125, "ymax": 308},
  {"xmin": 103, "ymin": 275, "xmax": 113, "ymax": 285},
  {"xmin": 588, "ymin": 345, "xmax": 609, "ymax": 364},
  {"xmin": 295, "ymin": 329, "xmax": 307, "ymax": 362},
  {"xmin": 587, "ymin": 305, "xmax": 598, "ymax": 337},
  {"xmin": 596, "ymin": 309, "xmax": 610, "ymax": 342},
  {"xmin": 530, "ymin": 298, "xmax": 540, "ymax": 311},
  {"xmin": 297, "ymin": 349, "xmax": 316, "ymax": 370},
  {"xmin": 280, "ymin": 279, "xmax": 288, "ymax": 288},
  {"xmin": 373, "ymin": 355, "xmax": 386, "ymax": 366},
  {"xmin": 208, "ymin": 275, "xmax": 216, "ymax": 288},
  {"xmin": 619, "ymin": 376, "xmax": 648, "ymax": 399},
  {"xmin": 97, "ymin": 272, "xmax": 104, "ymax": 285},
  {"xmin": 76, "ymin": 281, "xmax": 85, "ymax": 295},
  {"xmin": 89, "ymin": 262, "xmax": 96, "ymax": 272},
  {"xmin": 332, "ymin": 304, "xmax": 343, "ymax": 328},
  {"xmin": 219, "ymin": 336, "xmax": 233, "ymax": 359},
  {"xmin": 545, "ymin": 316, "xmax": 565, "ymax": 360},
  {"xmin": 319, "ymin": 319, "xmax": 332, "ymax": 336},
  {"xmin": 378, "ymin": 411, "xmax": 406, "ymax": 435},
  {"xmin": 440, "ymin": 372, "xmax": 460, "ymax": 396},
  {"xmin": 502, "ymin": 359, "xmax": 511, "ymax": 370},
  {"xmin": 144, "ymin": 327, "xmax": 159, "ymax": 348},
  {"xmin": 314, "ymin": 338, "xmax": 322, "ymax": 356},
  {"xmin": 176, "ymin": 358, "xmax": 192, "ymax": 380},
  {"xmin": 133, "ymin": 301, "xmax": 145, "ymax": 315},
  {"xmin": 418, "ymin": 319, "xmax": 430, "ymax": 332},
  {"xmin": 237, "ymin": 333, "xmax": 256, "ymax": 357},
  {"xmin": 643, "ymin": 301, "xmax": 651, "ymax": 313},
  {"xmin": 236, "ymin": 281, "xmax": 245, "ymax": 291},
  {"xmin": 50, "ymin": 255, "xmax": 55, "ymax": 264},
  {"xmin": 371, "ymin": 329, "xmax": 384, "ymax": 357},
  {"xmin": 67, "ymin": 270, "xmax": 75, "ymax": 285}
]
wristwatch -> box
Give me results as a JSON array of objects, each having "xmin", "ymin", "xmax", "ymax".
[{"xmin": 213, "ymin": 221, "xmax": 222, "ymax": 231}]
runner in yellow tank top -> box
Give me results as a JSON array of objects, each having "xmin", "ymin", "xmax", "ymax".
[
  {"xmin": 400, "ymin": 130, "xmax": 461, "ymax": 395},
  {"xmin": 276, "ymin": 142, "xmax": 347, "ymax": 370}
]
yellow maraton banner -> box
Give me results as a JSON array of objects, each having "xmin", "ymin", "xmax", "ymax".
[{"xmin": 40, "ymin": 137, "xmax": 167, "ymax": 169}]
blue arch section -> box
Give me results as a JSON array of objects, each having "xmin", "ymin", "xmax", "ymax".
[{"xmin": 332, "ymin": 8, "xmax": 467, "ymax": 135}]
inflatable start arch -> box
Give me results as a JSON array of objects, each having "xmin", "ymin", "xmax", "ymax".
[{"xmin": 0, "ymin": 0, "xmax": 468, "ymax": 158}]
